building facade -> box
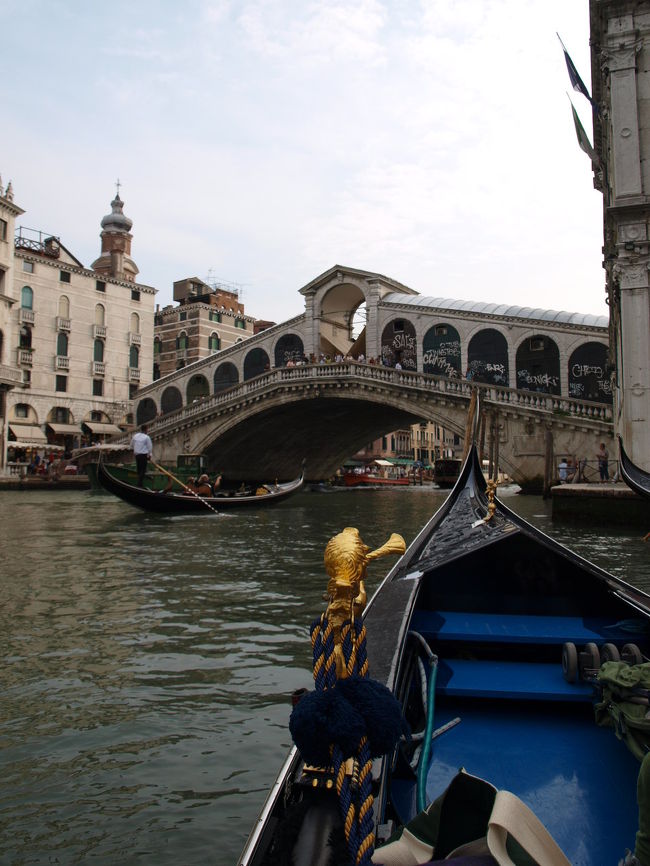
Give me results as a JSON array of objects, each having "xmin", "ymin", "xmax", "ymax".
[
  {"xmin": 590, "ymin": 1, "xmax": 650, "ymax": 468},
  {"xmin": 153, "ymin": 277, "xmax": 258, "ymax": 379},
  {"xmin": 1, "ymin": 180, "xmax": 156, "ymax": 472}
]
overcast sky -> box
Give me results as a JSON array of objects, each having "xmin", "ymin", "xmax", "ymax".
[{"xmin": 3, "ymin": 0, "xmax": 604, "ymax": 323}]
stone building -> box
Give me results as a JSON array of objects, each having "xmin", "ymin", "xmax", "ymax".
[
  {"xmin": 153, "ymin": 276, "xmax": 256, "ymax": 379},
  {"xmin": 590, "ymin": 0, "xmax": 650, "ymax": 468},
  {"xmin": 1, "ymin": 180, "xmax": 156, "ymax": 472},
  {"xmin": 0, "ymin": 179, "xmax": 23, "ymax": 449}
]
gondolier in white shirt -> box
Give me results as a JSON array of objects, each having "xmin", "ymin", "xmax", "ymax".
[{"xmin": 131, "ymin": 424, "xmax": 153, "ymax": 487}]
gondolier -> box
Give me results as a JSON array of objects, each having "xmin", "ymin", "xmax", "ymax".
[{"xmin": 130, "ymin": 424, "xmax": 153, "ymax": 487}]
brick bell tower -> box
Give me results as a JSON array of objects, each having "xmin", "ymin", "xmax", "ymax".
[{"xmin": 91, "ymin": 181, "xmax": 139, "ymax": 282}]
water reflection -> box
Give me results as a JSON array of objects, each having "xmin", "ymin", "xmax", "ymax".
[{"xmin": 0, "ymin": 486, "xmax": 648, "ymax": 864}]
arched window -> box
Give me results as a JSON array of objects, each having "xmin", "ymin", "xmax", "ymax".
[
  {"xmin": 214, "ymin": 362, "xmax": 239, "ymax": 393},
  {"xmin": 274, "ymin": 333, "xmax": 304, "ymax": 367},
  {"xmin": 161, "ymin": 386, "xmax": 183, "ymax": 414},
  {"xmin": 467, "ymin": 329, "xmax": 509, "ymax": 385},
  {"xmin": 95, "ymin": 304, "xmax": 105, "ymax": 326},
  {"xmin": 154, "ymin": 336, "xmax": 162, "ymax": 355},
  {"xmin": 209, "ymin": 332, "xmax": 220, "ymax": 353},
  {"xmin": 516, "ymin": 335, "xmax": 560, "ymax": 395},
  {"xmin": 380, "ymin": 319, "xmax": 417, "ymax": 370},
  {"xmin": 243, "ymin": 348, "xmax": 270, "ymax": 380},
  {"xmin": 93, "ymin": 339, "xmax": 104, "ymax": 362},
  {"xmin": 58, "ymin": 295, "xmax": 70, "ymax": 318},
  {"xmin": 21, "ymin": 286, "xmax": 33, "ymax": 310},
  {"xmin": 130, "ymin": 312, "xmax": 140, "ymax": 334},
  {"xmin": 187, "ymin": 374, "xmax": 209, "ymax": 402},
  {"xmin": 568, "ymin": 342, "xmax": 612, "ymax": 403},
  {"xmin": 422, "ymin": 323, "xmax": 461, "ymax": 377},
  {"xmin": 136, "ymin": 397, "xmax": 158, "ymax": 425},
  {"xmin": 176, "ymin": 331, "xmax": 188, "ymax": 350},
  {"xmin": 129, "ymin": 344, "xmax": 139, "ymax": 368},
  {"xmin": 56, "ymin": 332, "xmax": 68, "ymax": 356}
]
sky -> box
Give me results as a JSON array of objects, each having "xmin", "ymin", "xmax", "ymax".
[{"xmin": 2, "ymin": 0, "xmax": 605, "ymax": 323}]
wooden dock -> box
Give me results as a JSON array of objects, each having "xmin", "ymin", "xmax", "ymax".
[{"xmin": 551, "ymin": 482, "xmax": 649, "ymax": 525}]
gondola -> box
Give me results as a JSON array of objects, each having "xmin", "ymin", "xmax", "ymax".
[
  {"xmin": 238, "ymin": 441, "xmax": 650, "ymax": 866},
  {"xmin": 95, "ymin": 461, "xmax": 304, "ymax": 513},
  {"xmin": 619, "ymin": 436, "xmax": 650, "ymax": 500}
]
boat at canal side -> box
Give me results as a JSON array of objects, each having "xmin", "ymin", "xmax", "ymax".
[
  {"xmin": 342, "ymin": 472, "xmax": 411, "ymax": 488},
  {"xmin": 620, "ymin": 436, "xmax": 650, "ymax": 500},
  {"xmin": 238, "ymin": 442, "xmax": 650, "ymax": 866},
  {"xmin": 95, "ymin": 461, "xmax": 305, "ymax": 513}
]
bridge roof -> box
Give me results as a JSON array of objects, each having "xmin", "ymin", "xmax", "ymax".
[{"xmin": 382, "ymin": 293, "xmax": 609, "ymax": 328}]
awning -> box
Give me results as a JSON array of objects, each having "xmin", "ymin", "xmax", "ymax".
[
  {"xmin": 8, "ymin": 424, "xmax": 47, "ymax": 444},
  {"xmin": 46, "ymin": 423, "xmax": 81, "ymax": 436},
  {"xmin": 371, "ymin": 459, "xmax": 394, "ymax": 467},
  {"xmin": 82, "ymin": 422, "xmax": 124, "ymax": 436}
]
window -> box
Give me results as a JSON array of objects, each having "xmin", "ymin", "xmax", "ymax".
[
  {"xmin": 90, "ymin": 410, "xmax": 102, "ymax": 422},
  {"xmin": 60, "ymin": 271, "xmax": 70, "ymax": 283},
  {"xmin": 154, "ymin": 337, "xmax": 162, "ymax": 355},
  {"xmin": 209, "ymin": 332, "xmax": 220, "ymax": 352},
  {"xmin": 530, "ymin": 338, "xmax": 545, "ymax": 352},
  {"xmin": 176, "ymin": 332, "xmax": 188, "ymax": 350},
  {"xmin": 92, "ymin": 379, "xmax": 103, "ymax": 397},
  {"xmin": 129, "ymin": 384, "xmax": 138, "ymax": 399},
  {"xmin": 56, "ymin": 332, "xmax": 68, "ymax": 356},
  {"xmin": 23, "ymin": 261, "xmax": 34, "ymax": 274},
  {"xmin": 93, "ymin": 339, "xmax": 104, "ymax": 362},
  {"xmin": 58, "ymin": 295, "xmax": 70, "ymax": 318},
  {"xmin": 210, "ymin": 311, "xmax": 221, "ymax": 323},
  {"xmin": 0, "ymin": 219, "xmax": 7, "ymax": 241},
  {"xmin": 129, "ymin": 345, "xmax": 139, "ymax": 368},
  {"xmin": 56, "ymin": 375, "xmax": 67, "ymax": 392},
  {"xmin": 130, "ymin": 312, "xmax": 140, "ymax": 334},
  {"xmin": 54, "ymin": 406, "xmax": 70, "ymax": 423},
  {"xmin": 235, "ymin": 319, "xmax": 246, "ymax": 329},
  {"xmin": 96, "ymin": 280, "xmax": 106, "ymax": 293},
  {"xmin": 435, "ymin": 325, "xmax": 448, "ymax": 336},
  {"xmin": 22, "ymin": 369, "xmax": 31, "ymax": 386},
  {"xmin": 19, "ymin": 326, "xmax": 32, "ymax": 349},
  {"xmin": 15, "ymin": 403, "xmax": 28, "ymax": 418},
  {"xmin": 179, "ymin": 311, "xmax": 187, "ymax": 322},
  {"xmin": 131, "ymin": 289, "xmax": 140, "ymax": 302},
  {"xmin": 393, "ymin": 320, "xmax": 404, "ymax": 332},
  {"xmin": 21, "ymin": 286, "xmax": 33, "ymax": 309},
  {"xmin": 95, "ymin": 304, "xmax": 105, "ymax": 326}
]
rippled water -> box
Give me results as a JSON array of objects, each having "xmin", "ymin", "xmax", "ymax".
[{"xmin": 1, "ymin": 486, "xmax": 648, "ymax": 865}]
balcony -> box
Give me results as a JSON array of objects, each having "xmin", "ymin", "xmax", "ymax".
[
  {"xmin": 129, "ymin": 332, "xmax": 141, "ymax": 346},
  {"xmin": 93, "ymin": 324, "xmax": 107, "ymax": 339},
  {"xmin": 20, "ymin": 308, "xmax": 35, "ymax": 325},
  {"xmin": 56, "ymin": 316, "xmax": 71, "ymax": 332},
  {"xmin": 0, "ymin": 363, "xmax": 22, "ymax": 388},
  {"xmin": 15, "ymin": 227, "xmax": 61, "ymax": 258},
  {"xmin": 92, "ymin": 361, "xmax": 105, "ymax": 376},
  {"xmin": 17, "ymin": 348, "xmax": 33, "ymax": 366},
  {"xmin": 129, "ymin": 367, "xmax": 141, "ymax": 382},
  {"xmin": 55, "ymin": 355, "xmax": 70, "ymax": 371}
]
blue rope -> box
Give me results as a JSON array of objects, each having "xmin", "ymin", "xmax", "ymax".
[{"xmin": 416, "ymin": 653, "xmax": 438, "ymax": 813}]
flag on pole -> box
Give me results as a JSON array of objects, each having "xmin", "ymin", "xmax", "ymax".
[
  {"xmin": 570, "ymin": 99, "xmax": 600, "ymax": 165},
  {"xmin": 557, "ymin": 33, "xmax": 594, "ymax": 105}
]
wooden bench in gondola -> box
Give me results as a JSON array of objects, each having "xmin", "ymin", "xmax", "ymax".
[
  {"xmin": 435, "ymin": 658, "xmax": 595, "ymax": 701},
  {"xmin": 409, "ymin": 610, "xmax": 644, "ymax": 646}
]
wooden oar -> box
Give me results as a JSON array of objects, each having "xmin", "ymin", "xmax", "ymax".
[{"xmin": 150, "ymin": 460, "xmax": 219, "ymax": 515}]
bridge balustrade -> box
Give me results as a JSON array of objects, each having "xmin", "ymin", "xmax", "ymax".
[{"xmin": 140, "ymin": 363, "xmax": 612, "ymax": 441}]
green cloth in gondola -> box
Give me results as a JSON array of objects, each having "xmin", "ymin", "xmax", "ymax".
[{"xmin": 595, "ymin": 661, "xmax": 650, "ymax": 762}]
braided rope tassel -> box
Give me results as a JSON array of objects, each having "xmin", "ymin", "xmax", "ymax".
[
  {"xmin": 354, "ymin": 735, "xmax": 375, "ymax": 865},
  {"xmin": 333, "ymin": 743, "xmax": 359, "ymax": 860},
  {"xmin": 353, "ymin": 620, "xmax": 369, "ymax": 679}
]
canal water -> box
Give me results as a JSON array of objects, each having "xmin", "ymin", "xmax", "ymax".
[{"xmin": 1, "ymin": 485, "xmax": 649, "ymax": 866}]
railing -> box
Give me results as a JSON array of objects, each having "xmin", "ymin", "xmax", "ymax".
[
  {"xmin": 15, "ymin": 227, "xmax": 61, "ymax": 258},
  {"xmin": 55, "ymin": 355, "xmax": 69, "ymax": 370},
  {"xmin": 56, "ymin": 316, "xmax": 71, "ymax": 332},
  {"xmin": 93, "ymin": 324, "xmax": 107, "ymax": 339},
  {"xmin": 92, "ymin": 361, "xmax": 105, "ymax": 376},
  {"xmin": 0, "ymin": 363, "xmax": 22, "ymax": 386},
  {"xmin": 129, "ymin": 367, "xmax": 141, "ymax": 382},
  {"xmin": 17, "ymin": 348, "xmax": 33, "ymax": 366},
  {"xmin": 142, "ymin": 363, "xmax": 613, "ymax": 439},
  {"xmin": 129, "ymin": 332, "xmax": 142, "ymax": 346},
  {"xmin": 20, "ymin": 309, "xmax": 35, "ymax": 325}
]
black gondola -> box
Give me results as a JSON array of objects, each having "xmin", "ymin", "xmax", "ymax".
[
  {"xmin": 95, "ymin": 461, "xmax": 304, "ymax": 513},
  {"xmin": 238, "ymin": 442, "xmax": 650, "ymax": 866},
  {"xmin": 619, "ymin": 436, "xmax": 650, "ymax": 500}
]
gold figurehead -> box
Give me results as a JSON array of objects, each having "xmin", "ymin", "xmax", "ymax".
[{"xmin": 322, "ymin": 527, "xmax": 406, "ymax": 678}]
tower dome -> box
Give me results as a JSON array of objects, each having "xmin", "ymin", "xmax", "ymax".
[
  {"xmin": 92, "ymin": 184, "xmax": 139, "ymax": 282},
  {"xmin": 101, "ymin": 193, "xmax": 133, "ymax": 233}
]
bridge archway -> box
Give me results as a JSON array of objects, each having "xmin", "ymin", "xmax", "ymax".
[
  {"xmin": 569, "ymin": 342, "xmax": 612, "ymax": 403},
  {"xmin": 422, "ymin": 323, "xmax": 461, "ymax": 377},
  {"xmin": 136, "ymin": 397, "xmax": 157, "ymax": 425},
  {"xmin": 214, "ymin": 362, "xmax": 239, "ymax": 393},
  {"xmin": 516, "ymin": 335, "xmax": 560, "ymax": 395},
  {"xmin": 381, "ymin": 318, "xmax": 417, "ymax": 370},
  {"xmin": 161, "ymin": 385, "xmax": 183, "ymax": 414},
  {"xmin": 274, "ymin": 333, "xmax": 304, "ymax": 367},
  {"xmin": 187, "ymin": 374, "xmax": 210, "ymax": 402},
  {"xmin": 244, "ymin": 347, "xmax": 270, "ymax": 380},
  {"xmin": 468, "ymin": 328, "xmax": 509, "ymax": 386}
]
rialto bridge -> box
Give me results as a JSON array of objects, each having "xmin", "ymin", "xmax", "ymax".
[{"xmin": 131, "ymin": 266, "xmax": 613, "ymax": 487}]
